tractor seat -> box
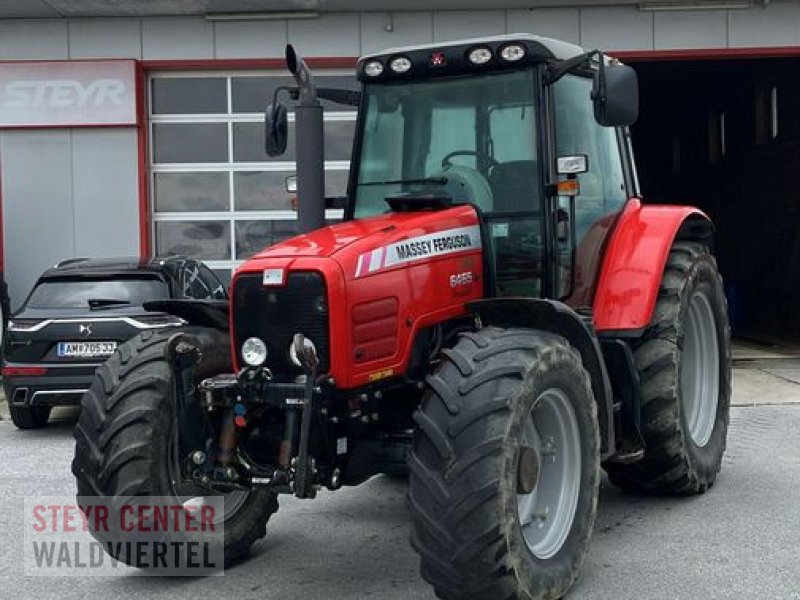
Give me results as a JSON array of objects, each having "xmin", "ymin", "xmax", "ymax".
[
  {"xmin": 487, "ymin": 160, "xmax": 542, "ymax": 213},
  {"xmin": 430, "ymin": 165, "xmax": 494, "ymax": 213}
]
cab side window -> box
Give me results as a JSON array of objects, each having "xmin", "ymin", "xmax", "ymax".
[{"xmin": 554, "ymin": 74, "xmax": 627, "ymax": 238}]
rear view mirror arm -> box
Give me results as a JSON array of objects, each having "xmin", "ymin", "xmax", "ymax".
[
  {"xmin": 316, "ymin": 88, "xmax": 361, "ymax": 107},
  {"xmin": 545, "ymin": 49, "xmax": 601, "ymax": 85}
]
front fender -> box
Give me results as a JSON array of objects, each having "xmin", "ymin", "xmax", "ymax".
[
  {"xmin": 593, "ymin": 199, "xmax": 713, "ymax": 335},
  {"xmin": 467, "ymin": 297, "xmax": 615, "ymax": 458}
]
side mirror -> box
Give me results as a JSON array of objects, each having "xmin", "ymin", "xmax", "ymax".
[
  {"xmin": 264, "ymin": 102, "xmax": 288, "ymax": 157},
  {"xmin": 592, "ymin": 63, "xmax": 639, "ymax": 127}
]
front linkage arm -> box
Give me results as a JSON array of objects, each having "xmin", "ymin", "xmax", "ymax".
[{"xmin": 292, "ymin": 332, "xmax": 319, "ymax": 499}]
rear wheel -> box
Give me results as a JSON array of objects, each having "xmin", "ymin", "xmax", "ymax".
[
  {"xmin": 408, "ymin": 327, "xmax": 600, "ymax": 600},
  {"xmin": 72, "ymin": 326, "xmax": 278, "ymax": 567},
  {"xmin": 606, "ymin": 242, "xmax": 731, "ymax": 494},
  {"xmin": 9, "ymin": 403, "xmax": 51, "ymax": 429}
]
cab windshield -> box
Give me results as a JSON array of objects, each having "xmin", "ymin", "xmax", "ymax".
[{"xmin": 353, "ymin": 69, "xmax": 541, "ymax": 219}]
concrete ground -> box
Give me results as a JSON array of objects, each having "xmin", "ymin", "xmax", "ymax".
[{"xmin": 0, "ymin": 345, "xmax": 799, "ymax": 599}]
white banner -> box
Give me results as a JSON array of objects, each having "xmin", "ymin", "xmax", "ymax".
[
  {"xmin": 24, "ymin": 496, "xmax": 225, "ymax": 576},
  {"xmin": 355, "ymin": 225, "xmax": 481, "ymax": 277},
  {"xmin": 0, "ymin": 61, "xmax": 136, "ymax": 127}
]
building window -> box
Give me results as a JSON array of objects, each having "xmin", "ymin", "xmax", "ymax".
[
  {"xmin": 709, "ymin": 110, "xmax": 726, "ymax": 163},
  {"xmin": 672, "ymin": 131, "xmax": 683, "ymax": 176},
  {"xmin": 148, "ymin": 71, "xmax": 357, "ymax": 281},
  {"xmin": 756, "ymin": 83, "xmax": 779, "ymax": 145}
]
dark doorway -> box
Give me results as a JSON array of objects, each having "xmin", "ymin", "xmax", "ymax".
[{"xmin": 629, "ymin": 57, "xmax": 800, "ymax": 341}]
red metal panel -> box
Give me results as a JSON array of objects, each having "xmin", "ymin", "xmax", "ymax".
[
  {"xmin": 135, "ymin": 61, "xmax": 151, "ymax": 258},
  {"xmin": 234, "ymin": 205, "xmax": 484, "ymax": 388},
  {"xmin": 593, "ymin": 198, "xmax": 708, "ymax": 332}
]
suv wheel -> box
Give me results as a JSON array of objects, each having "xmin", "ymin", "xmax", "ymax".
[{"xmin": 9, "ymin": 404, "xmax": 51, "ymax": 429}]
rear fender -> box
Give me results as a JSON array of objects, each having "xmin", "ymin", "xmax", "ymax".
[
  {"xmin": 144, "ymin": 299, "xmax": 229, "ymax": 330},
  {"xmin": 593, "ymin": 199, "xmax": 713, "ymax": 335},
  {"xmin": 467, "ymin": 298, "xmax": 615, "ymax": 458}
]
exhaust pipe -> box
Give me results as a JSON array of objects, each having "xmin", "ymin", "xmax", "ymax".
[
  {"xmin": 286, "ymin": 44, "xmax": 326, "ymax": 235},
  {"xmin": 12, "ymin": 387, "xmax": 29, "ymax": 406}
]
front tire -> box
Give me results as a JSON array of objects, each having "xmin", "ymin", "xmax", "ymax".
[
  {"xmin": 72, "ymin": 327, "xmax": 278, "ymax": 567},
  {"xmin": 606, "ymin": 242, "xmax": 731, "ymax": 494},
  {"xmin": 408, "ymin": 327, "xmax": 600, "ymax": 600}
]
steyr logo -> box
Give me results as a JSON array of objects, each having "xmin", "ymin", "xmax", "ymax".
[
  {"xmin": 79, "ymin": 324, "xmax": 92, "ymax": 337},
  {"xmin": 2, "ymin": 79, "xmax": 126, "ymax": 109},
  {"xmin": 0, "ymin": 61, "xmax": 136, "ymax": 127}
]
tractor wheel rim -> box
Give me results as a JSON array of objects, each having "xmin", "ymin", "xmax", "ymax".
[
  {"xmin": 681, "ymin": 290, "xmax": 720, "ymax": 447},
  {"xmin": 168, "ymin": 431, "xmax": 250, "ymax": 524},
  {"xmin": 516, "ymin": 387, "xmax": 581, "ymax": 560},
  {"xmin": 179, "ymin": 492, "xmax": 249, "ymax": 525}
]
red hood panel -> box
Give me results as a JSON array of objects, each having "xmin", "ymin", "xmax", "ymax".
[
  {"xmin": 232, "ymin": 204, "xmax": 484, "ymax": 389},
  {"xmin": 246, "ymin": 205, "xmax": 480, "ymax": 268},
  {"xmin": 249, "ymin": 218, "xmax": 390, "ymax": 259}
]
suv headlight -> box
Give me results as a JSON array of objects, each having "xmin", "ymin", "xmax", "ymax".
[{"xmin": 7, "ymin": 319, "xmax": 45, "ymax": 332}]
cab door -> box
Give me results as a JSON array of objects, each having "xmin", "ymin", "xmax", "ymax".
[{"xmin": 551, "ymin": 73, "xmax": 630, "ymax": 307}]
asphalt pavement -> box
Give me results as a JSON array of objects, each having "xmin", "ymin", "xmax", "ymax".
[{"xmin": 0, "ymin": 366, "xmax": 799, "ymax": 599}]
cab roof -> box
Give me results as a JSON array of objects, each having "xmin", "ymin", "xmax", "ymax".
[
  {"xmin": 363, "ymin": 33, "xmax": 585, "ymax": 63},
  {"xmin": 356, "ymin": 33, "xmax": 585, "ymax": 82}
]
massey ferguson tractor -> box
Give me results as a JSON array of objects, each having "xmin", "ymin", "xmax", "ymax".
[{"xmin": 73, "ymin": 34, "xmax": 731, "ymax": 599}]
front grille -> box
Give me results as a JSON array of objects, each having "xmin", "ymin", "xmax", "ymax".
[{"xmin": 232, "ymin": 272, "xmax": 330, "ymax": 375}]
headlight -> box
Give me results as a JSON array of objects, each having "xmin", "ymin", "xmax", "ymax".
[
  {"xmin": 241, "ymin": 337, "xmax": 268, "ymax": 367},
  {"xmin": 364, "ymin": 60, "xmax": 384, "ymax": 77},
  {"xmin": 500, "ymin": 44, "xmax": 526, "ymax": 62},
  {"xmin": 7, "ymin": 319, "xmax": 44, "ymax": 332},
  {"xmin": 468, "ymin": 47, "xmax": 492, "ymax": 65},
  {"xmin": 130, "ymin": 314, "xmax": 186, "ymax": 327},
  {"xmin": 389, "ymin": 56, "xmax": 412, "ymax": 74}
]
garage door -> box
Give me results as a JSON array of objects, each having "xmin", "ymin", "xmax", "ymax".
[
  {"xmin": 629, "ymin": 57, "xmax": 800, "ymax": 340},
  {"xmin": 148, "ymin": 71, "xmax": 356, "ymax": 283}
]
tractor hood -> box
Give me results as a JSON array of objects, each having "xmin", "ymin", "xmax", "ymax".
[{"xmin": 248, "ymin": 205, "xmax": 481, "ymax": 280}]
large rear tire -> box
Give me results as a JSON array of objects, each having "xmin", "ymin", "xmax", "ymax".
[
  {"xmin": 606, "ymin": 242, "xmax": 731, "ymax": 494},
  {"xmin": 72, "ymin": 327, "xmax": 278, "ymax": 567},
  {"xmin": 408, "ymin": 327, "xmax": 600, "ymax": 600}
]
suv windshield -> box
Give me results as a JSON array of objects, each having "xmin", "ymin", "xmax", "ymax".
[
  {"xmin": 26, "ymin": 276, "xmax": 169, "ymax": 309},
  {"xmin": 353, "ymin": 69, "xmax": 539, "ymax": 218}
]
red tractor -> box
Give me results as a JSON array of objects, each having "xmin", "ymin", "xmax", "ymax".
[{"xmin": 73, "ymin": 34, "xmax": 730, "ymax": 599}]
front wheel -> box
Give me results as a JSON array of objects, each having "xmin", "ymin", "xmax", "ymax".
[
  {"xmin": 408, "ymin": 327, "xmax": 600, "ymax": 600},
  {"xmin": 72, "ymin": 327, "xmax": 278, "ymax": 567}
]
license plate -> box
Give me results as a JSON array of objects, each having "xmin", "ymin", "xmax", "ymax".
[{"xmin": 57, "ymin": 341, "xmax": 118, "ymax": 358}]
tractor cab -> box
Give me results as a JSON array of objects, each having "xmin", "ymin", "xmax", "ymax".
[{"xmin": 349, "ymin": 35, "xmax": 639, "ymax": 304}]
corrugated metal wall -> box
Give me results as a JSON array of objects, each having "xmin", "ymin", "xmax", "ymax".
[
  {"xmin": 0, "ymin": 129, "xmax": 140, "ymax": 309},
  {"xmin": 0, "ymin": 4, "xmax": 799, "ymax": 61}
]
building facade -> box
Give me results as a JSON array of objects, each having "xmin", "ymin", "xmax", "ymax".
[{"xmin": 0, "ymin": 0, "xmax": 797, "ymax": 337}]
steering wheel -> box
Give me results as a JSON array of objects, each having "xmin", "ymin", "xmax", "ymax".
[{"xmin": 441, "ymin": 150, "xmax": 498, "ymax": 170}]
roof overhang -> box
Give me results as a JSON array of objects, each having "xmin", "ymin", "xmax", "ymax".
[{"xmin": 0, "ymin": 1, "xmax": 755, "ymax": 20}]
